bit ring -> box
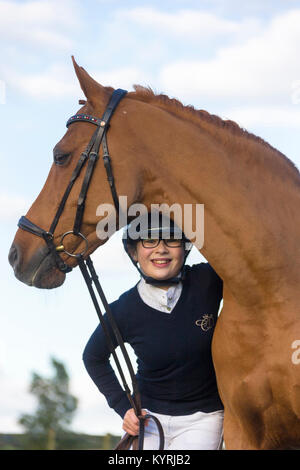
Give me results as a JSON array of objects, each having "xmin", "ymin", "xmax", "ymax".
[{"xmin": 59, "ymin": 231, "xmax": 89, "ymax": 258}]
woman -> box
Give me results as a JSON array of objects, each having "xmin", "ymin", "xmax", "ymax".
[{"xmin": 82, "ymin": 213, "xmax": 224, "ymax": 450}]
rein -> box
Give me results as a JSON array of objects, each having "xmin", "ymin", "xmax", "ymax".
[{"xmin": 17, "ymin": 89, "xmax": 164, "ymax": 451}]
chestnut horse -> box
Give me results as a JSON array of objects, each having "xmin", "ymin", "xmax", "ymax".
[{"xmin": 9, "ymin": 58, "xmax": 300, "ymax": 449}]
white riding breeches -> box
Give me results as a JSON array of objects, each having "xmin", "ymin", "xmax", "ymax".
[{"xmin": 128, "ymin": 408, "xmax": 224, "ymax": 450}]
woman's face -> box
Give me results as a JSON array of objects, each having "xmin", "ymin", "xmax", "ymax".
[{"xmin": 132, "ymin": 239, "xmax": 185, "ymax": 285}]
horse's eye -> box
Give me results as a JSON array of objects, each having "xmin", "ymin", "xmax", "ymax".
[{"xmin": 54, "ymin": 153, "xmax": 70, "ymax": 166}]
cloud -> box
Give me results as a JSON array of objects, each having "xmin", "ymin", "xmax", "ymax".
[
  {"xmin": 0, "ymin": 373, "xmax": 34, "ymax": 433},
  {"xmin": 0, "ymin": 0, "xmax": 80, "ymax": 50},
  {"xmin": 118, "ymin": 7, "xmax": 261, "ymax": 40},
  {"xmin": 7, "ymin": 63, "xmax": 80, "ymax": 99},
  {"xmin": 221, "ymin": 105, "xmax": 300, "ymax": 128},
  {"xmin": 91, "ymin": 67, "xmax": 147, "ymax": 92},
  {"xmin": 92, "ymin": 231, "xmax": 134, "ymax": 275},
  {"xmin": 6, "ymin": 63, "xmax": 145, "ymax": 99},
  {"xmin": 0, "ymin": 192, "xmax": 30, "ymax": 222},
  {"xmin": 159, "ymin": 9, "xmax": 300, "ymax": 104}
]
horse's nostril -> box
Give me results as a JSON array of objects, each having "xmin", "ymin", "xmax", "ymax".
[{"xmin": 8, "ymin": 243, "xmax": 19, "ymax": 269}]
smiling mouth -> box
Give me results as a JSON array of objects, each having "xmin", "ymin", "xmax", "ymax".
[{"xmin": 151, "ymin": 259, "xmax": 172, "ymax": 267}]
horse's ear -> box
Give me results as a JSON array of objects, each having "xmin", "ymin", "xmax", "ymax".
[{"xmin": 71, "ymin": 56, "xmax": 106, "ymax": 105}]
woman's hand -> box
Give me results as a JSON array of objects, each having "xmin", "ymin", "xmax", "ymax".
[{"xmin": 122, "ymin": 408, "xmax": 149, "ymax": 436}]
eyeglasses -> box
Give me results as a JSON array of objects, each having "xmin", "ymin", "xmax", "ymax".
[{"xmin": 141, "ymin": 238, "xmax": 184, "ymax": 249}]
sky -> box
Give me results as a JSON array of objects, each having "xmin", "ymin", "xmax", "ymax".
[{"xmin": 1, "ymin": 0, "xmax": 300, "ymax": 436}]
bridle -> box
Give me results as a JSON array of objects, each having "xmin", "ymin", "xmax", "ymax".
[
  {"xmin": 18, "ymin": 89, "xmax": 126, "ymax": 273},
  {"xmin": 17, "ymin": 89, "xmax": 164, "ymax": 450}
]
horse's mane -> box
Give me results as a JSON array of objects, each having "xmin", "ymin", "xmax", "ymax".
[{"xmin": 128, "ymin": 85, "xmax": 300, "ymax": 179}]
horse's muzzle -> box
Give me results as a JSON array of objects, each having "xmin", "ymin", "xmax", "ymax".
[{"xmin": 8, "ymin": 241, "xmax": 65, "ymax": 289}]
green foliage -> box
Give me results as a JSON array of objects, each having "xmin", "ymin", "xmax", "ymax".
[
  {"xmin": 0, "ymin": 432, "xmax": 121, "ymax": 450},
  {"xmin": 18, "ymin": 357, "xmax": 78, "ymax": 449}
]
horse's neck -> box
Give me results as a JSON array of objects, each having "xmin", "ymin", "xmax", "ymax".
[{"xmin": 145, "ymin": 121, "xmax": 300, "ymax": 309}]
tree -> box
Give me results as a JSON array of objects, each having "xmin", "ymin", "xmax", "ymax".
[
  {"xmin": 102, "ymin": 433, "xmax": 113, "ymax": 450},
  {"xmin": 18, "ymin": 357, "xmax": 78, "ymax": 450}
]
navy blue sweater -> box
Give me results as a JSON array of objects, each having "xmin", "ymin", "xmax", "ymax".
[{"xmin": 82, "ymin": 263, "xmax": 223, "ymax": 418}]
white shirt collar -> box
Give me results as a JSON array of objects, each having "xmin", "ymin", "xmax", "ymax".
[{"xmin": 137, "ymin": 277, "xmax": 183, "ymax": 313}]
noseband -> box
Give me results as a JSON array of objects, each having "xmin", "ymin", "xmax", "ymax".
[{"xmin": 17, "ymin": 89, "xmax": 164, "ymax": 450}]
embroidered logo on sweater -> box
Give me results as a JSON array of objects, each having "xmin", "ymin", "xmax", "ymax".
[{"xmin": 195, "ymin": 314, "xmax": 214, "ymax": 331}]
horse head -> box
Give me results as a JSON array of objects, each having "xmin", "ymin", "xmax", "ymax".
[{"xmin": 8, "ymin": 57, "xmax": 147, "ymax": 288}]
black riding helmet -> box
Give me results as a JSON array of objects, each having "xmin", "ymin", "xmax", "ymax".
[{"xmin": 122, "ymin": 212, "xmax": 192, "ymax": 285}]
